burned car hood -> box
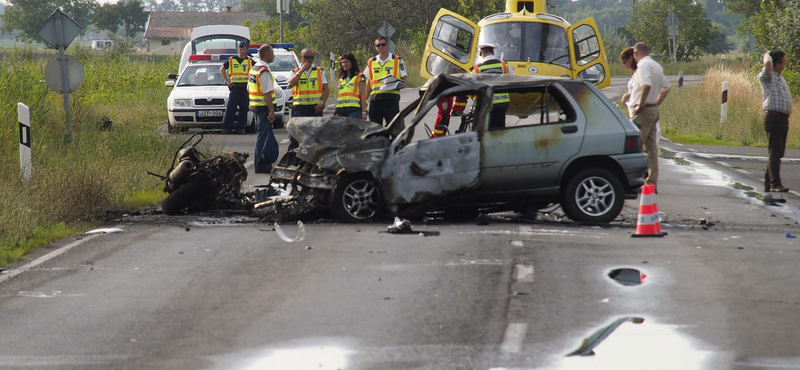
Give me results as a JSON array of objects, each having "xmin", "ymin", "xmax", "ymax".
[{"xmin": 287, "ymin": 117, "xmax": 391, "ymax": 174}]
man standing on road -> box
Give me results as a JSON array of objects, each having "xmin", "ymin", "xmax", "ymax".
[
  {"xmin": 631, "ymin": 42, "xmax": 670, "ymax": 192},
  {"xmin": 471, "ymin": 44, "xmax": 513, "ymax": 130},
  {"xmin": 364, "ymin": 36, "xmax": 408, "ymax": 126},
  {"xmin": 220, "ymin": 41, "xmax": 253, "ymax": 134},
  {"xmin": 248, "ymin": 45, "xmax": 278, "ymax": 174},
  {"xmin": 287, "ymin": 48, "xmax": 329, "ymax": 151},
  {"xmin": 759, "ymin": 50, "xmax": 793, "ymax": 193}
]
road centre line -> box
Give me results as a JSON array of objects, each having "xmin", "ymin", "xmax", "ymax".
[
  {"xmin": 735, "ymin": 169, "xmax": 751, "ymax": 175},
  {"xmin": 718, "ymin": 161, "xmax": 732, "ymax": 167},
  {"xmin": 0, "ymin": 234, "xmax": 100, "ymax": 285},
  {"xmin": 500, "ymin": 323, "xmax": 528, "ymax": 353}
]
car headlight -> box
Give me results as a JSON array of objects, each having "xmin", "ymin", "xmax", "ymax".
[
  {"xmin": 274, "ymin": 89, "xmax": 284, "ymax": 100},
  {"xmin": 173, "ymin": 99, "xmax": 192, "ymax": 107}
]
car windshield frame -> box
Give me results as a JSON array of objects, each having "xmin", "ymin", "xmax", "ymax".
[
  {"xmin": 478, "ymin": 22, "xmax": 570, "ymax": 68},
  {"xmin": 192, "ymin": 35, "xmax": 247, "ymax": 55},
  {"xmin": 177, "ymin": 64, "xmax": 226, "ymax": 87}
]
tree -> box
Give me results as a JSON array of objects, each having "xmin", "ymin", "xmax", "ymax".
[
  {"xmin": 626, "ymin": 0, "xmax": 712, "ymax": 61},
  {"xmin": 118, "ymin": 0, "xmax": 148, "ymax": 37},
  {"xmin": 1, "ymin": 0, "xmax": 96, "ymax": 42},
  {"xmin": 92, "ymin": 3, "xmax": 120, "ymax": 34}
]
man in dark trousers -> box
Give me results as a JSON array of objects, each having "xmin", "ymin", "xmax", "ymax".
[
  {"xmin": 364, "ymin": 36, "xmax": 408, "ymax": 126},
  {"xmin": 759, "ymin": 49, "xmax": 793, "ymax": 192},
  {"xmin": 220, "ymin": 40, "xmax": 253, "ymax": 134}
]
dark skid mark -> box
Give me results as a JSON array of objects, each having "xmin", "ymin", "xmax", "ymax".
[
  {"xmin": 608, "ymin": 268, "xmax": 644, "ymax": 286},
  {"xmin": 568, "ymin": 317, "xmax": 645, "ymax": 357}
]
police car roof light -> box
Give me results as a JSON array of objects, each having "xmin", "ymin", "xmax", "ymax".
[
  {"xmin": 189, "ymin": 54, "xmax": 236, "ymax": 61},
  {"xmin": 269, "ymin": 43, "xmax": 295, "ymax": 50}
]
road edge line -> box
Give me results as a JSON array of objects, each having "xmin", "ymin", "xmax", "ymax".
[{"xmin": 0, "ymin": 234, "xmax": 101, "ymax": 285}]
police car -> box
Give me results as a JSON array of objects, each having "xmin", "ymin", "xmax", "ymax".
[{"xmin": 165, "ymin": 49, "xmax": 286, "ymax": 133}]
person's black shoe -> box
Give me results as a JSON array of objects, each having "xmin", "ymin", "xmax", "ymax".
[{"xmin": 254, "ymin": 169, "xmax": 272, "ymax": 174}]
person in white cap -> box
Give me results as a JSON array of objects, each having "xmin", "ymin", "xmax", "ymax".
[{"xmin": 471, "ymin": 44, "xmax": 514, "ymax": 130}]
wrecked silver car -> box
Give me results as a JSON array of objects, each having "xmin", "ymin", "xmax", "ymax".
[{"xmin": 264, "ymin": 73, "xmax": 648, "ymax": 223}]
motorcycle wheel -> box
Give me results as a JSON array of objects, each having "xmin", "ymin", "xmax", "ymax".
[{"xmin": 161, "ymin": 181, "xmax": 206, "ymax": 215}]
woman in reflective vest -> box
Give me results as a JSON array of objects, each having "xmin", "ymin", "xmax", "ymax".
[{"xmin": 334, "ymin": 52, "xmax": 368, "ymax": 119}]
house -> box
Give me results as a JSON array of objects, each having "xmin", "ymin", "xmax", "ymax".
[{"xmin": 143, "ymin": 7, "xmax": 268, "ymax": 54}]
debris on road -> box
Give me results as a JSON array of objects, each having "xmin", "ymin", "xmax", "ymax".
[
  {"xmin": 275, "ymin": 221, "xmax": 306, "ymax": 242},
  {"xmin": 786, "ymin": 232, "xmax": 796, "ymax": 239},
  {"xmin": 85, "ymin": 228, "xmax": 124, "ymax": 234},
  {"xmin": 387, "ymin": 217, "xmax": 412, "ymax": 234},
  {"xmin": 475, "ymin": 213, "xmax": 491, "ymax": 225}
]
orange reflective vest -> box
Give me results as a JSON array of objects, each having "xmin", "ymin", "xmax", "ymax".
[
  {"xmin": 368, "ymin": 55, "xmax": 401, "ymax": 96},
  {"xmin": 248, "ymin": 66, "xmax": 276, "ymax": 107}
]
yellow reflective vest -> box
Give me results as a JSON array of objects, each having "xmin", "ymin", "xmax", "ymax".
[
  {"xmin": 472, "ymin": 60, "xmax": 511, "ymax": 104},
  {"xmin": 367, "ymin": 55, "xmax": 401, "ymax": 96},
  {"xmin": 227, "ymin": 56, "xmax": 252, "ymax": 84},
  {"xmin": 336, "ymin": 73, "xmax": 364, "ymax": 109},
  {"xmin": 292, "ymin": 67, "xmax": 324, "ymax": 106},
  {"xmin": 248, "ymin": 65, "xmax": 276, "ymax": 107}
]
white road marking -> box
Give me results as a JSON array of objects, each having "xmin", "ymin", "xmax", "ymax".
[
  {"xmin": 0, "ymin": 234, "xmax": 101, "ymax": 285},
  {"xmin": 514, "ymin": 264, "xmax": 534, "ymax": 283},
  {"xmin": 510, "ymin": 240, "xmax": 524, "ymax": 247},
  {"xmin": 688, "ymin": 148, "xmax": 697, "ymax": 152},
  {"xmin": 735, "ymin": 169, "xmax": 751, "ymax": 175},
  {"xmin": 717, "ymin": 161, "xmax": 732, "ymax": 167},
  {"xmin": 500, "ymin": 323, "xmax": 528, "ymax": 353}
]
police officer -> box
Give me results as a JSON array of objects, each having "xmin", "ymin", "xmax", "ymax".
[
  {"xmin": 287, "ymin": 48, "xmax": 329, "ymax": 151},
  {"xmin": 364, "ymin": 36, "xmax": 408, "ymax": 126},
  {"xmin": 472, "ymin": 44, "xmax": 513, "ymax": 130},
  {"xmin": 220, "ymin": 40, "xmax": 253, "ymax": 134},
  {"xmin": 248, "ymin": 45, "xmax": 279, "ymax": 173}
]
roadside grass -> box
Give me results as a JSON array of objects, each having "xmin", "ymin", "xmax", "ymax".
[
  {"xmin": 609, "ymin": 53, "xmax": 754, "ymax": 77},
  {"xmin": 659, "ymin": 66, "xmax": 800, "ymax": 148},
  {"xmin": 0, "ymin": 46, "xmax": 181, "ymax": 268}
]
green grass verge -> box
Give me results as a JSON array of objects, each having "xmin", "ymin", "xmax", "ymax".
[{"xmin": 0, "ymin": 45, "xmax": 181, "ymax": 268}]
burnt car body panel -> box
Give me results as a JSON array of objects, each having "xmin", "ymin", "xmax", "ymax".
[{"xmin": 269, "ymin": 73, "xmax": 647, "ymax": 222}]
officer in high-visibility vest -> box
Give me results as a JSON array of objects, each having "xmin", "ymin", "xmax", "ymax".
[
  {"xmin": 287, "ymin": 48, "xmax": 329, "ymax": 151},
  {"xmin": 334, "ymin": 52, "xmax": 368, "ymax": 119},
  {"xmin": 364, "ymin": 36, "xmax": 408, "ymax": 126},
  {"xmin": 472, "ymin": 44, "xmax": 514, "ymax": 130},
  {"xmin": 220, "ymin": 40, "xmax": 254, "ymax": 134},
  {"xmin": 248, "ymin": 45, "xmax": 279, "ymax": 174}
]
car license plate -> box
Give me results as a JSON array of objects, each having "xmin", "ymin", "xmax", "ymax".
[{"xmin": 197, "ymin": 110, "xmax": 223, "ymax": 117}]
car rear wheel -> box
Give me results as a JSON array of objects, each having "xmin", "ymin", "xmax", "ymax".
[
  {"xmin": 562, "ymin": 168, "xmax": 624, "ymax": 224},
  {"xmin": 329, "ymin": 173, "xmax": 384, "ymax": 223}
]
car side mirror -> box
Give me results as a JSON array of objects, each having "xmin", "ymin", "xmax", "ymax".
[
  {"xmin": 165, "ymin": 80, "xmax": 175, "ymax": 88},
  {"xmin": 168, "ymin": 73, "xmax": 178, "ymax": 79}
]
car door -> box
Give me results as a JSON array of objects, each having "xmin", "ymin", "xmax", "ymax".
[
  {"xmin": 568, "ymin": 18, "xmax": 610, "ymax": 89},
  {"xmin": 420, "ymin": 9, "xmax": 480, "ymax": 80},
  {"xmin": 480, "ymin": 83, "xmax": 586, "ymax": 192}
]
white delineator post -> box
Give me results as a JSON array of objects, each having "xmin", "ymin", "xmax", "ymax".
[
  {"xmin": 720, "ymin": 81, "xmax": 729, "ymax": 123},
  {"xmin": 18, "ymin": 102, "xmax": 32, "ymax": 179}
]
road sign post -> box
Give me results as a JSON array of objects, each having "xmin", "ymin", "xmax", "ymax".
[
  {"xmin": 377, "ymin": 21, "xmax": 396, "ymax": 54},
  {"xmin": 37, "ymin": 9, "xmax": 83, "ymax": 143},
  {"xmin": 665, "ymin": 11, "xmax": 680, "ymax": 63},
  {"xmin": 720, "ymin": 81, "xmax": 729, "ymax": 123},
  {"xmin": 18, "ymin": 103, "xmax": 32, "ymax": 180}
]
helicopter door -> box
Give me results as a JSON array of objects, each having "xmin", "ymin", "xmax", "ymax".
[
  {"xmin": 568, "ymin": 18, "xmax": 610, "ymax": 89},
  {"xmin": 420, "ymin": 9, "xmax": 480, "ymax": 80}
]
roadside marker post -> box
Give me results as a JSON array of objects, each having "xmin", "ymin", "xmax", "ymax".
[
  {"xmin": 677, "ymin": 70, "xmax": 684, "ymax": 94},
  {"xmin": 18, "ymin": 102, "xmax": 32, "ymax": 180},
  {"xmin": 720, "ymin": 81, "xmax": 729, "ymax": 123}
]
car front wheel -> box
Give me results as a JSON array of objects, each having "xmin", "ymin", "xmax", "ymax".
[
  {"xmin": 329, "ymin": 172, "xmax": 384, "ymax": 223},
  {"xmin": 561, "ymin": 168, "xmax": 624, "ymax": 224}
]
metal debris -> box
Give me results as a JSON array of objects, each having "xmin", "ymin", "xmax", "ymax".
[{"xmin": 387, "ymin": 217, "xmax": 412, "ymax": 234}]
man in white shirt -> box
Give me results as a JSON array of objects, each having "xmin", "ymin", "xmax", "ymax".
[
  {"xmin": 364, "ymin": 36, "xmax": 409, "ymax": 126},
  {"xmin": 631, "ymin": 42, "xmax": 670, "ymax": 192}
]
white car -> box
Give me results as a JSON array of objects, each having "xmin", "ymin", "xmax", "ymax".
[{"xmin": 165, "ymin": 61, "xmax": 285, "ymax": 133}]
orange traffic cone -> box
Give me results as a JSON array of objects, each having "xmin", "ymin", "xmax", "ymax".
[{"xmin": 631, "ymin": 184, "xmax": 666, "ymax": 237}]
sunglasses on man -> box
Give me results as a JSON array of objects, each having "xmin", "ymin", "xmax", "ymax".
[
  {"xmin": 303, "ymin": 55, "xmax": 314, "ymax": 60},
  {"xmin": 375, "ymin": 43, "xmax": 387, "ymax": 47}
]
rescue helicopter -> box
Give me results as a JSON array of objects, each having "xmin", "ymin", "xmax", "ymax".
[{"xmin": 421, "ymin": 0, "xmax": 610, "ymax": 90}]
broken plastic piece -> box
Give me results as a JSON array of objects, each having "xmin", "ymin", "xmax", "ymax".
[
  {"xmin": 275, "ymin": 220, "xmax": 306, "ymax": 242},
  {"xmin": 85, "ymin": 228, "xmax": 124, "ymax": 234},
  {"xmin": 786, "ymin": 232, "xmax": 796, "ymax": 239},
  {"xmin": 387, "ymin": 217, "xmax": 412, "ymax": 234}
]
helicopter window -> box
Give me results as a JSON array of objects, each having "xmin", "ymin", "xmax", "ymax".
[
  {"xmin": 426, "ymin": 53, "xmax": 463, "ymax": 76},
  {"xmin": 478, "ymin": 23, "xmax": 569, "ymax": 69},
  {"xmin": 573, "ymin": 25, "xmax": 601, "ymax": 65},
  {"xmin": 432, "ymin": 16, "xmax": 475, "ymax": 64}
]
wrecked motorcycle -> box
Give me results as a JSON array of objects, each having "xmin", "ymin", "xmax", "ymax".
[{"xmin": 149, "ymin": 133, "xmax": 250, "ymax": 215}]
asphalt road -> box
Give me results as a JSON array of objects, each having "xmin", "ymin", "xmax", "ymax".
[{"xmin": 5, "ymin": 74, "xmax": 800, "ymax": 370}]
